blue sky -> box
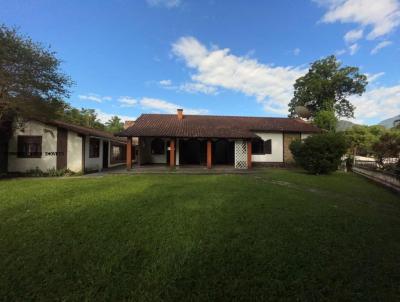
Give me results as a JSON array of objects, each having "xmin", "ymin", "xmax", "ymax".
[{"xmin": 1, "ymin": 0, "xmax": 399, "ymax": 124}]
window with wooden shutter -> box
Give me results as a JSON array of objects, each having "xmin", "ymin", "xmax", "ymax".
[
  {"xmin": 251, "ymin": 138, "xmax": 264, "ymax": 154},
  {"xmin": 264, "ymin": 139, "xmax": 272, "ymax": 154},
  {"xmin": 17, "ymin": 136, "xmax": 42, "ymax": 158}
]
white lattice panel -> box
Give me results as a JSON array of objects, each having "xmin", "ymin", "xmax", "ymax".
[{"xmin": 234, "ymin": 140, "xmax": 248, "ymax": 169}]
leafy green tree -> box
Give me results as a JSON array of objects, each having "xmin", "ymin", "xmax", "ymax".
[
  {"xmin": 344, "ymin": 125, "xmax": 386, "ymax": 158},
  {"xmin": 288, "ymin": 55, "xmax": 367, "ymax": 119},
  {"xmin": 0, "ymin": 25, "xmax": 72, "ymax": 137},
  {"xmin": 290, "ymin": 132, "xmax": 348, "ymax": 174},
  {"xmin": 105, "ymin": 116, "xmax": 124, "ymax": 133},
  {"xmin": 372, "ymin": 131, "xmax": 400, "ymax": 166},
  {"xmin": 345, "ymin": 125, "xmax": 373, "ymax": 159},
  {"xmin": 313, "ymin": 110, "xmax": 338, "ymax": 131},
  {"xmin": 368, "ymin": 125, "xmax": 387, "ymax": 138},
  {"xmin": 62, "ymin": 107, "xmax": 105, "ymax": 130}
]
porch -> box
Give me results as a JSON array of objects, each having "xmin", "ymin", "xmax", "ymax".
[
  {"xmin": 125, "ymin": 137, "xmax": 253, "ymax": 170},
  {"xmin": 95, "ymin": 164, "xmax": 264, "ymax": 176}
]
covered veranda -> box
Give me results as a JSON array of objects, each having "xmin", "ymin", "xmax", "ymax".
[{"xmin": 125, "ymin": 136, "xmax": 252, "ymax": 170}]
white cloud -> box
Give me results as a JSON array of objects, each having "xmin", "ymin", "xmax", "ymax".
[
  {"xmin": 366, "ymin": 72, "xmax": 385, "ymax": 83},
  {"xmin": 371, "ymin": 40, "xmax": 393, "ymax": 54},
  {"xmin": 78, "ymin": 93, "xmax": 112, "ymax": 103},
  {"xmin": 344, "ymin": 28, "xmax": 363, "ymax": 43},
  {"xmin": 349, "ymin": 43, "xmax": 359, "ymax": 55},
  {"xmin": 139, "ymin": 97, "xmax": 208, "ymax": 114},
  {"xmin": 118, "ymin": 96, "xmax": 138, "ymax": 108},
  {"xmin": 172, "ymin": 36, "xmax": 307, "ymax": 114},
  {"xmin": 293, "ymin": 48, "xmax": 301, "ymax": 56},
  {"xmin": 146, "ymin": 0, "xmax": 181, "ymax": 8},
  {"xmin": 335, "ymin": 48, "xmax": 347, "ymax": 55},
  {"xmin": 158, "ymin": 79, "xmax": 218, "ymax": 95},
  {"xmin": 95, "ymin": 109, "xmax": 136, "ymax": 123},
  {"xmin": 318, "ymin": 0, "xmax": 400, "ymax": 40},
  {"xmin": 179, "ymin": 82, "xmax": 218, "ymax": 95},
  {"xmin": 350, "ymin": 84, "xmax": 400, "ymax": 122},
  {"xmin": 159, "ymin": 79, "xmax": 172, "ymax": 86}
]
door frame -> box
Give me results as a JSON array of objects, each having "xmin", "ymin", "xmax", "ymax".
[{"xmin": 102, "ymin": 141, "xmax": 109, "ymax": 169}]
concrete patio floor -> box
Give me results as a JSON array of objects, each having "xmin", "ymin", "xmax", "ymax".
[{"xmin": 88, "ymin": 164, "xmax": 267, "ymax": 176}]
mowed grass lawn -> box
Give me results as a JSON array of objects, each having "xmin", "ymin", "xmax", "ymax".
[{"xmin": 1, "ymin": 170, "xmax": 400, "ymax": 301}]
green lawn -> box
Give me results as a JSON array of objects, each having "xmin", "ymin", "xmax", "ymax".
[{"xmin": 1, "ymin": 170, "xmax": 399, "ymax": 301}]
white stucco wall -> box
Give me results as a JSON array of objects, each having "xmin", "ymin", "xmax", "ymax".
[
  {"xmin": 83, "ymin": 137, "xmax": 126, "ymax": 171},
  {"xmin": 8, "ymin": 120, "xmax": 58, "ymax": 172},
  {"xmin": 301, "ymin": 133, "xmax": 311, "ymax": 140},
  {"xmin": 67, "ymin": 131, "xmax": 83, "ymax": 172},
  {"xmin": 84, "ymin": 137, "xmax": 104, "ymax": 172},
  {"xmin": 251, "ymin": 132, "xmax": 284, "ymax": 163}
]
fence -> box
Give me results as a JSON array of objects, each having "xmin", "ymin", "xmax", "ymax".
[{"xmin": 353, "ymin": 159, "xmax": 400, "ymax": 193}]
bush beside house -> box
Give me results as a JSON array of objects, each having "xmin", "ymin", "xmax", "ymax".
[{"xmin": 290, "ymin": 133, "xmax": 347, "ymax": 174}]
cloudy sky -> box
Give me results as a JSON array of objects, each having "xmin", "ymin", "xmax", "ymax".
[{"xmin": 1, "ymin": 0, "xmax": 399, "ymax": 124}]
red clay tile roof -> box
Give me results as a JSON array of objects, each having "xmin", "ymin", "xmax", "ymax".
[{"xmin": 117, "ymin": 114, "xmax": 320, "ymax": 139}]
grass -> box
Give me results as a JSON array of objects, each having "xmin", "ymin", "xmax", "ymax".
[{"xmin": 0, "ymin": 169, "xmax": 399, "ymax": 301}]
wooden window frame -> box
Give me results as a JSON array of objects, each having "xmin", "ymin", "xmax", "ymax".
[
  {"xmin": 89, "ymin": 138, "xmax": 100, "ymax": 158},
  {"xmin": 17, "ymin": 135, "xmax": 42, "ymax": 158},
  {"xmin": 251, "ymin": 138, "xmax": 265, "ymax": 155},
  {"xmin": 264, "ymin": 139, "xmax": 272, "ymax": 154},
  {"xmin": 251, "ymin": 138, "xmax": 272, "ymax": 155}
]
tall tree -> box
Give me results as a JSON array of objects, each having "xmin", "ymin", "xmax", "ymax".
[
  {"xmin": 62, "ymin": 106, "xmax": 105, "ymax": 130},
  {"xmin": 105, "ymin": 116, "xmax": 124, "ymax": 133},
  {"xmin": 0, "ymin": 25, "xmax": 72, "ymax": 135},
  {"xmin": 313, "ymin": 110, "xmax": 338, "ymax": 132},
  {"xmin": 344, "ymin": 125, "xmax": 386, "ymax": 161},
  {"xmin": 372, "ymin": 131, "xmax": 400, "ymax": 167},
  {"xmin": 288, "ymin": 55, "xmax": 367, "ymax": 119}
]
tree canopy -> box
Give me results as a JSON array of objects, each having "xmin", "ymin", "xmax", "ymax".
[
  {"xmin": 0, "ymin": 25, "xmax": 127, "ymax": 135},
  {"xmin": 288, "ymin": 55, "xmax": 367, "ymax": 119},
  {"xmin": 62, "ymin": 107, "xmax": 105, "ymax": 130},
  {"xmin": 344, "ymin": 125, "xmax": 386, "ymax": 156},
  {"xmin": 313, "ymin": 110, "xmax": 338, "ymax": 132},
  {"xmin": 105, "ymin": 116, "xmax": 124, "ymax": 133},
  {"xmin": 0, "ymin": 24, "xmax": 72, "ymax": 137}
]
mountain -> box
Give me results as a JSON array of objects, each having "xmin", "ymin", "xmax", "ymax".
[
  {"xmin": 378, "ymin": 115, "xmax": 400, "ymax": 128},
  {"xmin": 336, "ymin": 120, "xmax": 359, "ymax": 131}
]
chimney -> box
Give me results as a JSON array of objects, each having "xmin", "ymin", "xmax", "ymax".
[
  {"xmin": 124, "ymin": 120, "xmax": 135, "ymax": 129},
  {"xmin": 177, "ymin": 109, "xmax": 183, "ymax": 120}
]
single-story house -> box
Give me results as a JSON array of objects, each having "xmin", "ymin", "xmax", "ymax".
[
  {"xmin": 117, "ymin": 109, "xmax": 320, "ymax": 169},
  {"xmin": 6, "ymin": 119, "xmax": 135, "ymax": 174}
]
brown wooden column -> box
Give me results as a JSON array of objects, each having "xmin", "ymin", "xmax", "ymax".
[
  {"xmin": 169, "ymin": 139, "xmax": 175, "ymax": 167},
  {"xmin": 126, "ymin": 136, "xmax": 132, "ymax": 170},
  {"xmin": 247, "ymin": 141, "xmax": 252, "ymax": 169},
  {"xmin": 207, "ymin": 140, "xmax": 212, "ymax": 169}
]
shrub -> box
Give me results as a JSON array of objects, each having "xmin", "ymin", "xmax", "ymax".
[
  {"xmin": 46, "ymin": 168, "xmax": 77, "ymax": 177},
  {"xmin": 25, "ymin": 167, "xmax": 76, "ymax": 177},
  {"xmin": 290, "ymin": 132, "xmax": 348, "ymax": 174}
]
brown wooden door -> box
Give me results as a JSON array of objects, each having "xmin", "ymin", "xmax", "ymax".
[
  {"xmin": 57, "ymin": 128, "xmax": 68, "ymax": 170},
  {"xmin": 0, "ymin": 139, "xmax": 8, "ymax": 173}
]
